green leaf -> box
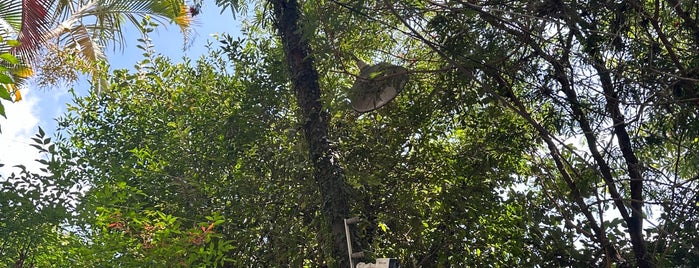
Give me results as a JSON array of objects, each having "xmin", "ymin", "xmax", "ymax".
[
  {"xmin": 0, "ymin": 53, "xmax": 19, "ymax": 65},
  {"xmin": 30, "ymin": 144, "xmax": 44, "ymax": 151},
  {"xmin": 0, "ymin": 89, "xmax": 10, "ymax": 101},
  {"xmin": 0, "ymin": 74, "xmax": 14, "ymax": 84},
  {"xmin": 6, "ymin": 40, "xmax": 20, "ymax": 47},
  {"xmin": 32, "ymin": 137, "xmax": 43, "ymax": 145},
  {"xmin": 378, "ymin": 222, "xmax": 388, "ymax": 233}
]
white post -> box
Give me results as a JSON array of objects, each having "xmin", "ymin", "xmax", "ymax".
[{"xmin": 345, "ymin": 217, "xmax": 360, "ymax": 268}]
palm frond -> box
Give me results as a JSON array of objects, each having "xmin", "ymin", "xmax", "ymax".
[
  {"xmin": 52, "ymin": 0, "xmax": 74, "ymax": 22},
  {"xmin": 0, "ymin": 0, "xmax": 192, "ymax": 91},
  {"xmin": 0, "ymin": 19, "xmax": 18, "ymax": 55},
  {"xmin": 53, "ymin": 0, "xmax": 189, "ymax": 51},
  {"xmin": 0, "ymin": 0, "xmax": 23, "ymax": 53},
  {"xmin": 64, "ymin": 24, "xmax": 104, "ymax": 62},
  {"xmin": 0, "ymin": 0, "xmax": 23, "ymax": 30},
  {"xmin": 12, "ymin": 0, "xmax": 56, "ymax": 62}
]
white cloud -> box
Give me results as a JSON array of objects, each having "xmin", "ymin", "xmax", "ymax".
[{"xmin": 0, "ymin": 87, "xmax": 43, "ymax": 174}]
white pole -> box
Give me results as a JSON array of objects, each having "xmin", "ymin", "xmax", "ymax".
[{"xmin": 344, "ymin": 217, "xmax": 361, "ymax": 268}]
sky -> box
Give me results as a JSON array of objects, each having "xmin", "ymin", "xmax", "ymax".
[{"xmin": 0, "ymin": 2, "xmax": 242, "ymax": 172}]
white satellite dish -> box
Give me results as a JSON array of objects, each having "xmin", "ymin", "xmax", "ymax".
[{"xmin": 350, "ymin": 61, "xmax": 409, "ymax": 112}]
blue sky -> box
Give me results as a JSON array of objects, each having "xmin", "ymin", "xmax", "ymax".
[{"xmin": 0, "ymin": 2, "xmax": 241, "ymax": 170}]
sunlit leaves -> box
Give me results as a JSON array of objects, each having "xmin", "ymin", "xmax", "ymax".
[
  {"xmin": 51, "ymin": 34, "xmax": 317, "ymax": 265},
  {"xmin": 2, "ymin": 0, "xmax": 697, "ymax": 266},
  {"xmin": 0, "ymin": 127, "xmax": 79, "ymax": 266},
  {"xmin": 0, "ymin": 47, "xmax": 26, "ymax": 123}
]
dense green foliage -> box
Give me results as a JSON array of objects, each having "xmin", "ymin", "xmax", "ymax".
[{"xmin": 2, "ymin": 0, "xmax": 699, "ymax": 267}]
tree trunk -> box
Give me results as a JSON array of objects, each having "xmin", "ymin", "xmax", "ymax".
[
  {"xmin": 593, "ymin": 60, "xmax": 654, "ymax": 268},
  {"xmin": 269, "ymin": 0, "xmax": 353, "ymax": 267}
]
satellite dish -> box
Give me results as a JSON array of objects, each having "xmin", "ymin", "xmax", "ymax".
[{"xmin": 350, "ymin": 61, "xmax": 409, "ymax": 112}]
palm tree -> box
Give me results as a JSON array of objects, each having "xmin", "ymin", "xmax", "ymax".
[{"xmin": 0, "ymin": 0, "xmax": 191, "ymax": 103}]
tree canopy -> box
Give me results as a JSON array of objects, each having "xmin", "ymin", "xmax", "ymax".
[{"xmin": 2, "ymin": 0, "xmax": 699, "ymax": 267}]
